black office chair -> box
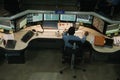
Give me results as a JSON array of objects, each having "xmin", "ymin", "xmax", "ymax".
[{"xmin": 59, "ymin": 40, "xmax": 86, "ymax": 78}]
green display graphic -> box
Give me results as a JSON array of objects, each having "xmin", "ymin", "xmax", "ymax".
[
  {"xmin": 60, "ymin": 14, "xmax": 76, "ymax": 21},
  {"xmin": 44, "ymin": 14, "xmax": 59, "ymax": 21},
  {"xmin": 33, "ymin": 13, "xmax": 43, "ymax": 22}
]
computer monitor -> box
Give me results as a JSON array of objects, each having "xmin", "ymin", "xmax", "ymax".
[
  {"xmin": 16, "ymin": 16, "xmax": 27, "ymax": 31},
  {"xmin": 92, "ymin": 16, "xmax": 104, "ymax": 33},
  {"xmin": 0, "ymin": 20, "xmax": 11, "ymax": 28},
  {"xmin": 44, "ymin": 13, "xmax": 59, "ymax": 21},
  {"xmin": 76, "ymin": 15, "xmax": 92, "ymax": 24},
  {"xmin": 0, "ymin": 20, "xmax": 13, "ymax": 33},
  {"xmin": 27, "ymin": 13, "xmax": 43, "ymax": 23},
  {"xmin": 105, "ymin": 24, "xmax": 120, "ymax": 34},
  {"xmin": 42, "ymin": 14, "xmax": 59, "ymax": 29},
  {"xmin": 60, "ymin": 14, "xmax": 76, "ymax": 22}
]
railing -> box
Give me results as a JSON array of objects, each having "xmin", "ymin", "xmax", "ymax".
[
  {"xmin": 0, "ymin": 10, "xmax": 120, "ymax": 23},
  {"xmin": 0, "ymin": 10, "xmax": 120, "ymax": 30}
]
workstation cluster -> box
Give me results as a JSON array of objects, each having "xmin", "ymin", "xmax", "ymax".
[{"xmin": 0, "ymin": 10, "xmax": 120, "ymax": 64}]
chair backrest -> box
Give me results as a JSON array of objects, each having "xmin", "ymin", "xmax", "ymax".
[
  {"xmin": 63, "ymin": 40, "xmax": 83, "ymax": 57},
  {"xmin": 68, "ymin": 40, "xmax": 83, "ymax": 50},
  {"xmin": 62, "ymin": 40, "xmax": 83, "ymax": 64}
]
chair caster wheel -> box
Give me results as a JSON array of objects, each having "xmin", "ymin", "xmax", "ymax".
[
  {"xmin": 60, "ymin": 71, "xmax": 63, "ymax": 74},
  {"xmin": 73, "ymin": 75, "xmax": 76, "ymax": 78}
]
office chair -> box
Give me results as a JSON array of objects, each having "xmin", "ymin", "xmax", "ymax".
[{"xmin": 59, "ymin": 40, "xmax": 86, "ymax": 78}]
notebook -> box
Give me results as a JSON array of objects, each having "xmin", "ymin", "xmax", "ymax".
[
  {"xmin": 5, "ymin": 40, "xmax": 17, "ymax": 49},
  {"xmin": 94, "ymin": 36, "xmax": 105, "ymax": 46},
  {"xmin": 104, "ymin": 38, "xmax": 113, "ymax": 48}
]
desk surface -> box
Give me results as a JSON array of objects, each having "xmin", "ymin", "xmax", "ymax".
[{"xmin": 0, "ymin": 25, "xmax": 120, "ymax": 53}]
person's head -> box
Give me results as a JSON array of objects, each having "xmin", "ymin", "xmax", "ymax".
[
  {"xmin": 84, "ymin": 31, "xmax": 89, "ymax": 36},
  {"xmin": 68, "ymin": 27, "xmax": 75, "ymax": 35}
]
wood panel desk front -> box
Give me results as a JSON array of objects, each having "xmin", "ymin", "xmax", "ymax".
[{"xmin": 0, "ymin": 25, "xmax": 120, "ymax": 53}]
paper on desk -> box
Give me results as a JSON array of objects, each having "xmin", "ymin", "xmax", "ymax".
[
  {"xmin": 0, "ymin": 34, "xmax": 3, "ymax": 38},
  {"xmin": 3, "ymin": 33, "xmax": 14, "ymax": 40},
  {"xmin": 75, "ymin": 30, "xmax": 85, "ymax": 38},
  {"xmin": 113, "ymin": 36, "xmax": 120, "ymax": 46},
  {"xmin": 89, "ymin": 35, "xmax": 94, "ymax": 44},
  {"xmin": 24, "ymin": 25, "xmax": 43, "ymax": 32},
  {"xmin": 58, "ymin": 22, "xmax": 73, "ymax": 30}
]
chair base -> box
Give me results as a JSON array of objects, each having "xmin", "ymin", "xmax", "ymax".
[{"xmin": 59, "ymin": 65, "xmax": 86, "ymax": 78}]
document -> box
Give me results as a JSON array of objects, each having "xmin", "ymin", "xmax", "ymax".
[
  {"xmin": 58, "ymin": 22, "xmax": 73, "ymax": 30},
  {"xmin": 113, "ymin": 36, "xmax": 120, "ymax": 46},
  {"xmin": 3, "ymin": 33, "xmax": 14, "ymax": 40},
  {"xmin": 25, "ymin": 25, "xmax": 43, "ymax": 32}
]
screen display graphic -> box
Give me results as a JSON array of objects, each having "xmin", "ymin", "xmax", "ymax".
[
  {"xmin": 93, "ymin": 17, "xmax": 104, "ymax": 33},
  {"xmin": 60, "ymin": 14, "xmax": 76, "ymax": 22}
]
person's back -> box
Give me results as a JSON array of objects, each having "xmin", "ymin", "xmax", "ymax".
[
  {"xmin": 62, "ymin": 27, "xmax": 88, "ymax": 48},
  {"xmin": 62, "ymin": 27, "xmax": 89, "ymax": 65}
]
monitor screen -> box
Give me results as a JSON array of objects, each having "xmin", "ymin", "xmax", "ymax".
[
  {"xmin": 60, "ymin": 14, "xmax": 76, "ymax": 22},
  {"xmin": 42, "ymin": 21, "xmax": 58, "ymax": 29},
  {"xmin": 44, "ymin": 14, "xmax": 59, "ymax": 21},
  {"xmin": 92, "ymin": 17, "xmax": 104, "ymax": 33},
  {"xmin": 16, "ymin": 16, "xmax": 27, "ymax": 31},
  {"xmin": 106, "ymin": 24, "xmax": 120, "ymax": 34},
  {"xmin": 76, "ymin": 15, "xmax": 92, "ymax": 24},
  {"xmin": 0, "ymin": 20, "xmax": 11, "ymax": 28},
  {"xmin": 27, "ymin": 13, "xmax": 43, "ymax": 23}
]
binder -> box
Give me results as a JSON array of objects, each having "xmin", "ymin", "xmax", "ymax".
[{"xmin": 94, "ymin": 36, "xmax": 105, "ymax": 46}]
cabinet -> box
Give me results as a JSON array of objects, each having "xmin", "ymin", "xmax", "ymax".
[
  {"xmin": 0, "ymin": 48, "xmax": 5, "ymax": 64},
  {"xmin": 5, "ymin": 50, "xmax": 25, "ymax": 64}
]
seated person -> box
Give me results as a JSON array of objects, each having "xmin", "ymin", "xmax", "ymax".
[
  {"xmin": 62, "ymin": 26, "xmax": 89, "ymax": 63},
  {"xmin": 62, "ymin": 26, "xmax": 89, "ymax": 48}
]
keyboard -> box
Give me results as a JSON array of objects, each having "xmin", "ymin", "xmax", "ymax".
[{"xmin": 21, "ymin": 30, "xmax": 34, "ymax": 43}]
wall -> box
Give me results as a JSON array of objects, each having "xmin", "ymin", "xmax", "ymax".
[
  {"xmin": 21, "ymin": 0, "xmax": 77, "ymax": 11},
  {"xmin": 0, "ymin": 0, "xmax": 4, "ymax": 8}
]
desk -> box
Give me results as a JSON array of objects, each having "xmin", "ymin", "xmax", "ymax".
[
  {"xmin": 78, "ymin": 27, "xmax": 120, "ymax": 53},
  {"xmin": 0, "ymin": 25, "xmax": 120, "ymax": 53},
  {"xmin": 0, "ymin": 25, "xmax": 120, "ymax": 63}
]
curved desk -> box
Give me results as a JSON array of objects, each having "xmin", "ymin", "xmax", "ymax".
[
  {"xmin": 0, "ymin": 25, "xmax": 120, "ymax": 53},
  {"xmin": 77, "ymin": 27, "xmax": 120, "ymax": 53},
  {"xmin": 0, "ymin": 25, "xmax": 120, "ymax": 63}
]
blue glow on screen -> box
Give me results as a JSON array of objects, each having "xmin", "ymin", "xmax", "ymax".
[
  {"xmin": 44, "ymin": 14, "xmax": 59, "ymax": 21},
  {"xmin": 60, "ymin": 14, "xmax": 76, "ymax": 21},
  {"xmin": 32, "ymin": 13, "xmax": 43, "ymax": 22}
]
